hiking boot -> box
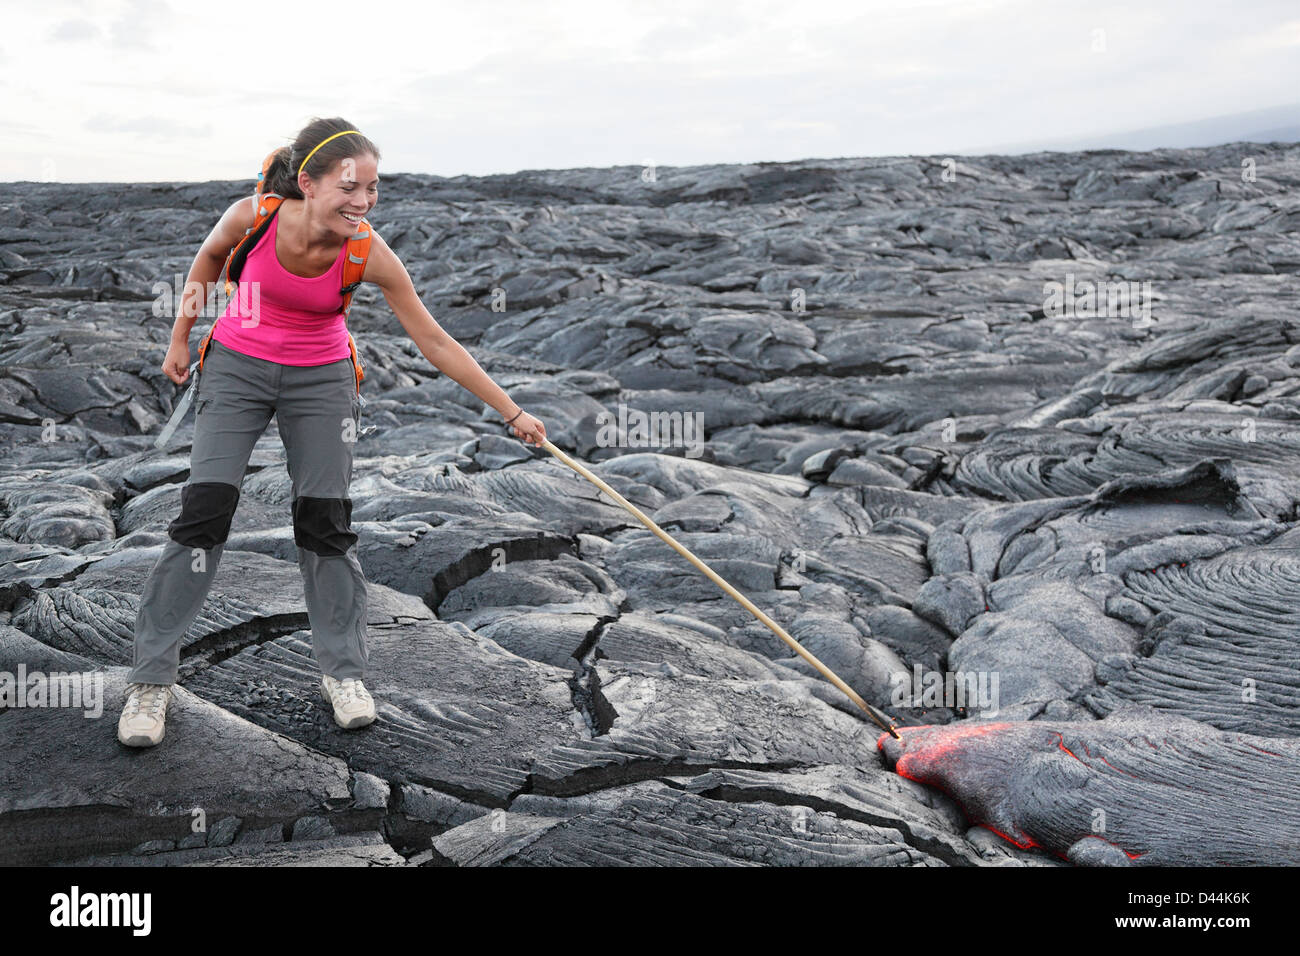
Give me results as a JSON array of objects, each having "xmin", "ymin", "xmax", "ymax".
[
  {"xmin": 321, "ymin": 675, "xmax": 377, "ymax": 729},
  {"xmin": 118, "ymin": 682, "xmax": 174, "ymax": 747}
]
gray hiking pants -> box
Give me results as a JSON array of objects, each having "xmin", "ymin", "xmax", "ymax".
[{"xmin": 130, "ymin": 337, "xmax": 368, "ymax": 685}]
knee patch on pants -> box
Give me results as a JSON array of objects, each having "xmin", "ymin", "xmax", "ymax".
[
  {"xmin": 293, "ymin": 496, "xmax": 358, "ymax": 556},
  {"xmin": 168, "ymin": 481, "xmax": 240, "ymax": 549}
]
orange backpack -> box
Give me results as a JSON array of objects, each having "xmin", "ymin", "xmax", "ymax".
[{"xmin": 197, "ymin": 148, "xmax": 370, "ymax": 395}]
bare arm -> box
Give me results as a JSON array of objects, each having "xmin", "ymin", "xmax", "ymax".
[
  {"xmin": 161, "ymin": 198, "xmax": 256, "ymax": 382},
  {"xmin": 363, "ymin": 229, "xmax": 547, "ymax": 445},
  {"xmin": 171, "ymin": 197, "xmax": 256, "ymax": 347}
]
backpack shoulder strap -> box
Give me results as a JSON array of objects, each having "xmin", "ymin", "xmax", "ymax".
[
  {"xmin": 339, "ymin": 219, "xmax": 373, "ymax": 392},
  {"xmin": 339, "ymin": 218, "xmax": 373, "ymax": 316},
  {"xmin": 222, "ymin": 193, "xmax": 284, "ymax": 299},
  {"xmin": 220, "ymin": 147, "xmax": 287, "ymax": 298},
  {"xmin": 202, "ymin": 149, "xmax": 287, "ymax": 370}
]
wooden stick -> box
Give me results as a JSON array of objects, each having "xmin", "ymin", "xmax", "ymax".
[{"xmin": 540, "ymin": 439, "xmax": 900, "ymax": 738}]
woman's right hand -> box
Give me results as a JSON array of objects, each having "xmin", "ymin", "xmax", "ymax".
[
  {"xmin": 508, "ymin": 411, "xmax": 548, "ymax": 447},
  {"xmin": 163, "ymin": 341, "xmax": 191, "ymax": 385}
]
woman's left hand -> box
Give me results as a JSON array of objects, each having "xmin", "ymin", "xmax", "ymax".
[{"xmin": 508, "ymin": 411, "xmax": 547, "ymax": 447}]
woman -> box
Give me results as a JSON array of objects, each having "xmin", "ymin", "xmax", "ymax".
[{"xmin": 119, "ymin": 117, "xmax": 547, "ymax": 747}]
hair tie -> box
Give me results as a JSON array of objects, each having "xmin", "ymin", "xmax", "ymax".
[{"xmin": 298, "ymin": 130, "xmax": 362, "ymax": 177}]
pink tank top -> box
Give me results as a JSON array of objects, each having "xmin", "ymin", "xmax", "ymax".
[{"xmin": 212, "ymin": 208, "xmax": 354, "ymax": 366}]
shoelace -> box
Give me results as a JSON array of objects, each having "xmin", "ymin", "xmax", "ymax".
[
  {"xmin": 125, "ymin": 683, "xmax": 170, "ymax": 719},
  {"xmin": 333, "ymin": 678, "xmax": 371, "ymax": 708}
]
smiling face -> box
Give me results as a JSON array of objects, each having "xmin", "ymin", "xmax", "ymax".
[{"xmin": 299, "ymin": 151, "xmax": 380, "ymax": 235}]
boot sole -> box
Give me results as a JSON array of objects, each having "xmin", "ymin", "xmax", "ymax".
[{"xmin": 118, "ymin": 726, "xmax": 165, "ymax": 747}]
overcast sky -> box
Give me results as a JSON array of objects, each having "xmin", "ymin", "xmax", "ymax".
[{"xmin": 4, "ymin": 0, "xmax": 1298, "ymax": 183}]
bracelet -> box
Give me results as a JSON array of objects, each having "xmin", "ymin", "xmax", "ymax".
[{"xmin": 503, "ymin": 408, "xmax": 525, "ymax": 425}]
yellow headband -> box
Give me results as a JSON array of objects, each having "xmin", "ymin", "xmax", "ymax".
[{"xmin": 298, "ymin": 129, "xmax": 362, "ymax": 177}]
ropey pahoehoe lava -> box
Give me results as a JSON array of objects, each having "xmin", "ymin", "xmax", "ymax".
[{"xmin": 2, "ymin": 144, "xmax": 1299, "ymax": 865}]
